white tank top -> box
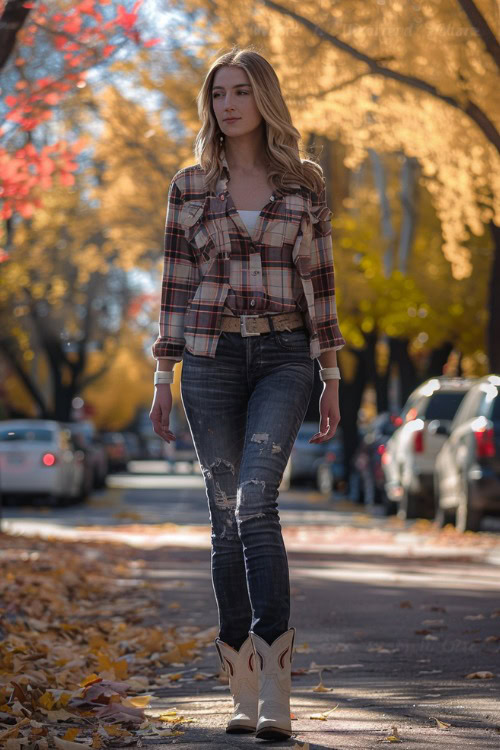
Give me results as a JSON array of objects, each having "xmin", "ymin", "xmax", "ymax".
[{"xmin": 237, "ymin": 209, "xmax": 260, "ymax": 237}]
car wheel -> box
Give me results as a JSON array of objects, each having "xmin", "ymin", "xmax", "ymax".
[
  {"xmin": 316, "ymin": 464, "xmax": 332, "ymax": 495},
  {"xmin": 456, "ymin": 482, "xmax": 482, "ymax": 533},
  {"xmin": 398, "ymin": 487, "xmax": 422, "ymax": 520}
]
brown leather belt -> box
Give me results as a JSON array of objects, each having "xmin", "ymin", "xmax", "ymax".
[{"xmin": 221, "ymin": 311, "xmax": 305, "ymax": 337}]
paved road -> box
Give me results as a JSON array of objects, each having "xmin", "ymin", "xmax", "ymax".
[{"xmin": 3, "ymin": 464, "xmax": 500, "ymax": 748}]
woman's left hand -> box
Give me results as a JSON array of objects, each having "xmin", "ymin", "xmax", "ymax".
[{"xmin": 309, "ymin": 381, "xmax": 340, "ymax": 443}]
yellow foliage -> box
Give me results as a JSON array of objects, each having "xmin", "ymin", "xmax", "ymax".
[
  {"xmin": 174, "ymin": 0, "xmax": 499, "ymax": 281},
  {"xmin": 83, "ymin": 332, "xmax": 153, "ymax": 431}
]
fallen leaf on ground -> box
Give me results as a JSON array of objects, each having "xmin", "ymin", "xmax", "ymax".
[
  {"xmin": 432, "ymin": 717, "xmax": 451, "ymax": 729},
  {"xmin": 465, "ymin": 671, "xmax": 496, "ymax": 679},
  {"xmin": 377, "ymin": 725, "xmax": 402, "ymax": 742},
  {"xmin": 309, "ymin": 706, "xmax": 338, "ymax": 720},
  {"xmin": 295, "ymin": 643, "xmax": 312, "ymax": 654},
  {"xmin": 292, "ymin": 743, "xmax": 310, "ymax": 749},
  {"xmin": 312, "ymin": 671, "xmax": 332, "ymax": 693}
]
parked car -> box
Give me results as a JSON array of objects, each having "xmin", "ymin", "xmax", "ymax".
[
  {"xmin": 0, "ymin": 419, "xmax": 86, "ymax": 504},
  {"xmin": 64, "ymin": 421, "xmax": 108, "ymax": 489},
  {"xmin": 288, "ymin": 422, "xmax": 342, "ymax": 494},
  {"xmin": 352, "ymin": 412, "xmax": 402, "ymax": 506},
  {"xmin": 382, "ymin": 377, "xmax": 474, "ymax": 519},
  {"xmin": 101, "ymin": 432, "xmax": 129, "ymax": 472},
  {"xmin": 434, "ymin": 374, "xmax": 500, "ymax": 532}
]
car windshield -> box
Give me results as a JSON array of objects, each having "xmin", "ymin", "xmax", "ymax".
[
  {"xmin": 0, "ymin": 427, "xmax": 53, "ymax": 442},
  {"xmin": 423, "ymin": 391, "xmax": 467, "ymax": 421}
]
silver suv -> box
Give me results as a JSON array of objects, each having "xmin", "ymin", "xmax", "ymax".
[{"xmin": 382, "ymin": 377, "xmax": 474, "ymax": 519}]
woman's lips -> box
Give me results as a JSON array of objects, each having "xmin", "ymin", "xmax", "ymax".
[{"xmin": 224, "ymin": 118, "xmax": 240, "ymax": 123}]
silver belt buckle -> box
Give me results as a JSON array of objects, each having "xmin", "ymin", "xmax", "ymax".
[{"xmin": 240, "ymin": 315, "xmax": 261, "ymax": 337}]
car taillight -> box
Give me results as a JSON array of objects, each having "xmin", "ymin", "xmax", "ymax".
[
  {"xmin": 414, "ymin": 430, "xmax": 424, "ymax": 453},
  {"xmin": 42, "ymin": 452, "xmax": 56, "ymax": 467},
  {"xmin": 474, "ymin": 427, "xmax": 495, "ymax": 458},
  {"xmin": 377, "ymin": 444, "xmax": 386, "ymax": 455}
]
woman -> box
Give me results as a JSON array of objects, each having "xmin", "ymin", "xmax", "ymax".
[{"xmin": 150, "ymin": 47, "xmax": 345, "ymax": 741}]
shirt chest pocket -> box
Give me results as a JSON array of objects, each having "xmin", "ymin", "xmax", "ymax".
[
  {"xmin": 180, "ymin": 200, "xmax": 230, "ymax": 264},
  {"xmin": 260, "ymin": 195, "xmax": 306, "ymax": 247}
]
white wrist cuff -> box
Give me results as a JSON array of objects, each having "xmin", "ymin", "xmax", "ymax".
[
  {"xmin": 319, "ymin": 366, "xmax": 341, "ymax": 381},
  {"xmin": 154, "ymin": 371, "xmax": 174, "ymax": 385}
]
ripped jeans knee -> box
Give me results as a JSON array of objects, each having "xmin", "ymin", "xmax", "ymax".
[
  {"xmin": 235, "ymin": 476, "xmax": 280, "ymax": 529},
  {"xmin": 201, "ymin": 457, "xmax": 239, "ymax": 540}
]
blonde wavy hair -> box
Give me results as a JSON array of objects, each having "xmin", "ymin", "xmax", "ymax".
[{"xmin": 194, "ymin": 47, "xmax": 325, "ymax": 196}]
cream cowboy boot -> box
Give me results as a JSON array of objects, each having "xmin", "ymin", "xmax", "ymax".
[
  {"xmin": 250, "ymin": 628, "xmax": 295, "ymax": 740},
  {"xmin": 215, "ymin": 636, "xmax": 258, "ymax": 733}
]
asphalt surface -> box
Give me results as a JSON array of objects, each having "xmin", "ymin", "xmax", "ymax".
[{"xmin": 2, "ymin": 464, "xmax": 500, "ymax": 748}]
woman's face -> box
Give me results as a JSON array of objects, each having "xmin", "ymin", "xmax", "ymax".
[{"xmin": 212, "ymin": 65, "xmax": 263, "ymax": 140}]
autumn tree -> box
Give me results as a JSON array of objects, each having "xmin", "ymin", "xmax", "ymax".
[
  {"xmin": 0, "ymin": 80, "xmax": 188, "ymax": 421},
  {"xmin": 0, "ymin": 0, "xmax": 158, "ymax": 221}
]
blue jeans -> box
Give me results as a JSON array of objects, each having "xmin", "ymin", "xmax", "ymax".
[{"xmin": 180, "ymin": 324, "xmax": 315, "ymax": 649}]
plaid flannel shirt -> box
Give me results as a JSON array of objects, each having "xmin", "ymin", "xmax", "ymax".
[{"xmin": 152, "ymin": 153, "xmax": 345, "ymax": 361}]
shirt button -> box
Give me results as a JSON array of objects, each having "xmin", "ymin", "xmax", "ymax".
[{"xmin": 250, "ymin": 300, "xmax": 255, "ymax": 307}]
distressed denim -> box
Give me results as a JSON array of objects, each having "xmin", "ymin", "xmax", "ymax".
[{"xmin": 180, "ymin": 325, "xmax": 315, "ymax": 649}]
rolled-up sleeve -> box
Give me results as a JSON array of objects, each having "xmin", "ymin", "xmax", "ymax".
[
  {"xmin": 152, "ymin": 175, "xmax": 200, "ymax": 360},
  {"xmin": 309, "ymin": 187, "xmax": 346, "ymax": 353}
]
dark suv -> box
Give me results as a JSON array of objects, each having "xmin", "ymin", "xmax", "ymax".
[{"xmin": 434, "ymin": 374, "xmax": 500, "ymax": 532}]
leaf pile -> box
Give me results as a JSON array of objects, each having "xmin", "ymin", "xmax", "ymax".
[{"xmin": 0, "ymin": 534, "xmax": 217, "ymax": 748}]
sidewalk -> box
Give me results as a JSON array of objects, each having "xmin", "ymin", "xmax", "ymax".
[{"xmin": 1, "ymin": 525, "xmax": 499, "ymax": 748}]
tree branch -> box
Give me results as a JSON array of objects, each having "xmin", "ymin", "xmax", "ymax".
[
  {"xmin": 261, "ymin": 0, "xmax": 500, "ymax": 154},
  {"xmin": 0, "ymin": 0, "xmax": 32, "ymax": 71},
  {"xmin": 456, "ymin": 0, "xmax": 500, "ymax": 71}
]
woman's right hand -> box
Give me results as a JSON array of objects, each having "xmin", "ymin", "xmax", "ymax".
[{"xmin": 149, "ymin": 385, "xmax": 176, "ymax": 443}]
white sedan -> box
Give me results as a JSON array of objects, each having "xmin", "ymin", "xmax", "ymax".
[{"xmin": 0, "ymin": 419, "xmax": 86, "ymax": 504}]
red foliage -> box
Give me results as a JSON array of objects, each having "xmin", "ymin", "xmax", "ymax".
[{"xmin": 1, "ymin": 0, "xmax": 158, "ymax": 219}]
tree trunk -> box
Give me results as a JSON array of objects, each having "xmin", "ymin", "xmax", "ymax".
[
  {"xmin": 426, "ymin": 341, "xmax": 454, "ymax": 378},
  {"xmin": 338, "ymin": 349, "xmax": 367, "ymax": 492},
  {"xmin": 488, "ymin": 221, "xmax": 500, "ymax": 373},
  {"xmin": 389, "ymin": 337, "xmax": 419, "ymax": 405},
  {"xmin": 0, "ymin": 0, "xmax": 32, "ymax": 71}
]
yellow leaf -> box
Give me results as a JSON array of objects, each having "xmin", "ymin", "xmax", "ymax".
[
  {"xmin": 62, "ymin": 729, "xmax": 79, "ymax": 741},
  {"xmin": 295, "ymin": 643, "xmax": 311, "ymax": 654},
  {"xmin": 167, "ymin": 673, "xmax": 182, "ymax": 682},
  {"xmin": 123, "ymin": 695, "xmax": 152, "ymax": 708},
  {"xmin": 80, "ymin": 674, "xmax": 101, "ymax": 687},
  {"xmin": 292, "ymin": 743, "xmax": 310, "ymax": 750},
  {"xmin": 113, "ymin": 659, "xmax": 128, "ymax": 680},
  {"xmin": 38, "ymin": 691, "xmax": 56, "ymax": 710},
  {"xmin": 465, "ymin": 671, "xmax": 495, "ymax": 679},
  {"xmin": 378, "ymin": 725, "xmax": 402, "ymax": 742},
  {"xmin": 309, "ymin": 705, "xmax": 338, "ymax": 720},
  {"xmin": 313, "ymin": 671, "xmax": 332, "ymax": 693},
  {"xmin": 432, "ymin": 717, "xmax": 451, "ymax": 729},
  {"xmin": 102, "ymin": 726, "xmax": 131, "ymax": 736}
]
